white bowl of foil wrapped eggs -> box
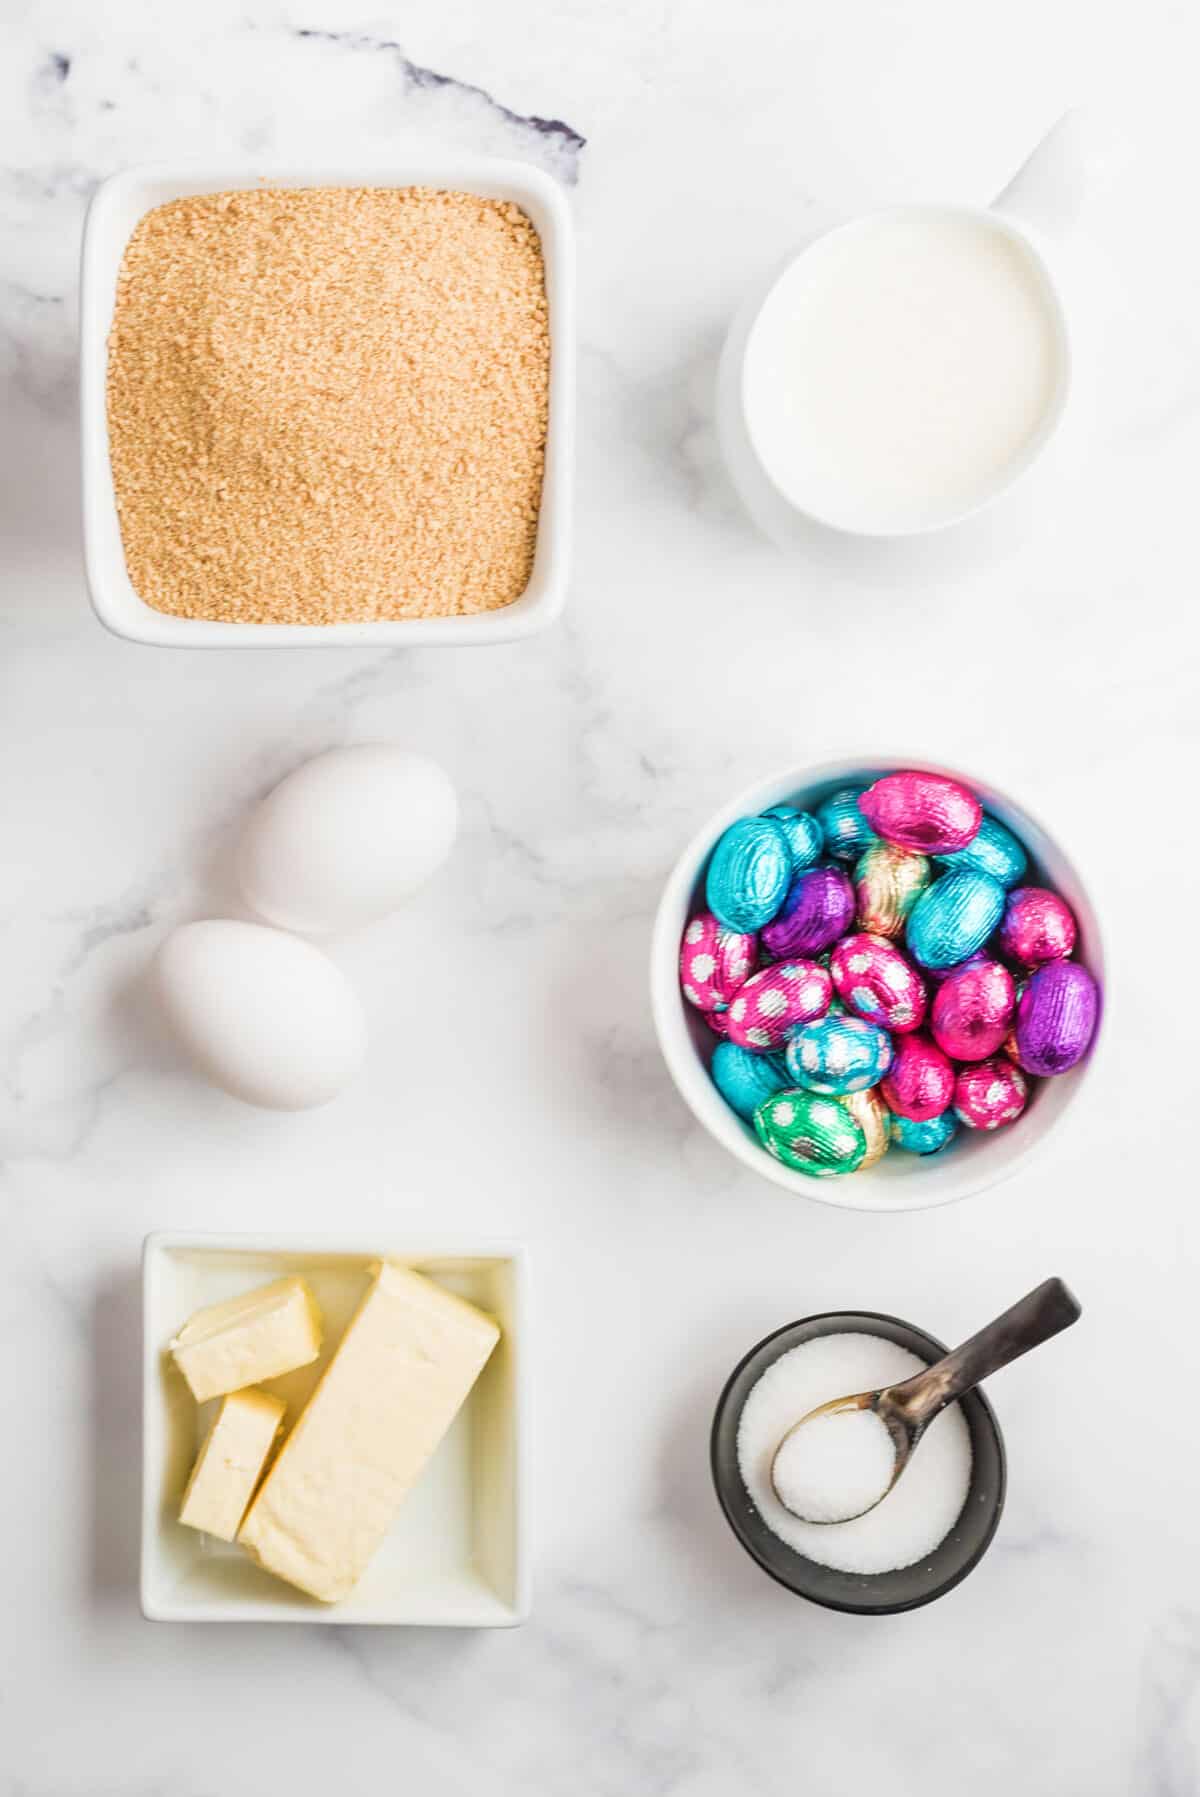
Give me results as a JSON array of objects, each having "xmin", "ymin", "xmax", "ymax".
[{"xmin": 650, "ymin": 757, "xmax": 1105, "ymax": 1213}]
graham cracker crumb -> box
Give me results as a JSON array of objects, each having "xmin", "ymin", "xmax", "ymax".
[{"xmin": 106, "ymin": 186, "xmax": 550, "ymax": 624}]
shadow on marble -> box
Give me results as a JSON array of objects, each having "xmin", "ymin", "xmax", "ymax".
[{"xmin": 90, "ymin": 1266, "xmax": 142, "ymax": 1611}]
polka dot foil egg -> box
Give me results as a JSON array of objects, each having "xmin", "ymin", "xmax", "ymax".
[
  {"xmin": 754, "ymin": 1089, "xmax": 867, "ymax": 1177},
  {"xmin": 665, "ymin": 763, "xmax": 1103, "ymax": 1198},
  {"xmin": 784, "ymin": 1012, "xmax": 893, "ymax": 1096},
  {"xmin": 829, "ymin": 933, "xmax": 927, "ymax": 1033},
  {"xmin": 724, "ymin": 961, "xmax": 832, "ymax": 1050},
  {"xmin": 678, "ymin": 913, "xmax": 758, "ymax": 1014}
]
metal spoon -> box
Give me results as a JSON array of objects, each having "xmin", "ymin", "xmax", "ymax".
[{"xmin": 770, "ymin": 1277, "xmax": 1082, "ymax": 1524}]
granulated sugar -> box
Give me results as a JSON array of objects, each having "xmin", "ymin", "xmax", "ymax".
[
  {"xmin": 737, "ymin": 1332, "xmax": 972, "ymax": 1574},
  {"xmin": 771, "ymin": 1404, "xmax": 896, "ymax": 1523},
  {"xmin": 106, "ymin": 186, "xmax": 550, "ymax": 624}
]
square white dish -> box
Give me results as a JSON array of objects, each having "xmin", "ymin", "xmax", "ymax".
[
  {"xmin": 80, "ymin": 160, "xmax": 574, "ymax": 647},
  {"xmin": 141, "ymin": 1232, "xmax": 531, "ymax": 1626}
]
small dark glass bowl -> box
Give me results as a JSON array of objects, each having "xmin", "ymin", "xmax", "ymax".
[{"xmin": 710, "ymin": 1310, "xmax": 1006, "ymax": 1615}]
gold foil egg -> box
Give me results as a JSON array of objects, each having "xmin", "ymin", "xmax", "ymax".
[{"xmin": 854, "ymin": 843, "xmax": 931, "ymax": 938}]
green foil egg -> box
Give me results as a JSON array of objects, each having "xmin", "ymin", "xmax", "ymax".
[
  {"xmin": 854, "ymin": 842, "xmax": 931, "ymax": 938},
  {"xmin": 753, "ymin": 1089, "xmax": 867, "ymax": 1178}
]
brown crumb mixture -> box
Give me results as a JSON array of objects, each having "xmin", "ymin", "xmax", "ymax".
[{"xmin": 106, "ymin": 186, "xmax": 550, "ymax": 624}]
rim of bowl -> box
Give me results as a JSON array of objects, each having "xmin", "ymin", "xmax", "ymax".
[
  {"xmin": 738, "ymin": 203, "xmax": 1073, "ymax": 539},
  {"xmin": 709, "ymin": 1310, "xmax": 1008, "ymax": 1615},
  {"xmin": 649, "ymin": 754, "xmax": 1107, "ymax": 1214}
]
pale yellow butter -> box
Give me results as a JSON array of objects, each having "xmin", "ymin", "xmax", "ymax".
[
  {"xmin": 239, "ymin": 1261, "xmax": 500, "ymax": 1603},
  {"xmin": 179, "ymin": 1387, "xmax": 286, "ymax": 1541},
  {"xmin": 169, "ymin": 1275, "xmax": 322, "ymax": 1402}
]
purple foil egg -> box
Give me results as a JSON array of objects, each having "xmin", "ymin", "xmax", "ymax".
[
  {"xmin": 858, "ymin": 772, "xmax": 982, "ymax": 855},
  {"xmin": 829, "ymin": 932, "xmax": 928, "ymax": 1033},
  {"xmin": 881, "ymin": 1032, "xmax": 955, "ymax": 1121},
  {"xmin": 679, "ymin": 912, "xmax": 758, "ymax": 1013},
  {"xmin": 725, "ymin": 960, "xmax": 832, "ymax": 1051},
  {"xmin": 998, "ymin": 887, "xmax": 1078, "ymax": 969},
  {"xmin": 954, "ymin": 1057, "xmax": 1028, "ymax": 1130},
  {"xmin": 761, "ymin": 865, "xmax": 855, "ymax": 959},
  {"xmin": 930, "ymin": 958, "xmax": 1016, "ymax": 1062},
  {"xmin": 1015, "ymin": 961, "xmax": 1099, "ymax": 1075}
]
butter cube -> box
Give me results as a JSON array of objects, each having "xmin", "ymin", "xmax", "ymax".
[
  {"xmin": 239, "ymin": 1261, "xmax": 500, "ymax": 1602},
  {"xmin": 169, "ymin": 1275, "xmax": 322, "ymax": 1402},
  {"xmin": 179, "ymin": 1387, "xmax": 286, "ymax": 1541}
]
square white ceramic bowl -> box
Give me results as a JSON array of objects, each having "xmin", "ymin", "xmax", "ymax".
[
  {"xmin": 142, "ymin": 1232, "xmax": 531, "ymax": 1625},
  {"xmin": 81, "ymin": 160, "xmax": 574, "ymax": 646}
]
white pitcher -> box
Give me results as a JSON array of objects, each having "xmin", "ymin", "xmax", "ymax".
[{"xmin": 716, "ymin": 112, "xmax": 1104, "ymax": 544}]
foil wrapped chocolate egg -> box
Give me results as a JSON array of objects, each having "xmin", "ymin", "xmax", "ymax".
[
  {"xmin": 706, "ymin": 1009, "xmax": 731, "ymax": 1038},
  {"xmin": 880, "ymin": 1032, "xmax": 955, "ymax": 1121},
  {"xmin": 954, "ymin": 1057, "xmax": 1028, "ymax": 1130},
  {"xmin": 930, "ymin": 957, "xmax": 1016, "ymax": 1062},
  {"xmin": 858, "ymin": 771, "xmax": 982, "ymax": 855},
  {"xmin": 761, "ymin": 865, "xmax": 855, "ymax": 959},
  {"xmin": 906, "ymin": 869, "xmax": 1006, "ymax": 970},
  {"xmin": 1014, "ymin": 961, "xmax": 1099, "ymax": 1075},
  {"xmin": 815, "ymin": 787, "xmax": 879, "ymax": 862},
  {"xmin": 679, "ymin": 912, "xmax": 757, "ymax": 1012},
  {"xmin": 938, "ymin": 815, "xmax": 1028, "ymax": 889},
  {"xmin": 998, "ymin": 886, "xmax": 1077, "ymax": 969},
  {"xmin": 889, "ymin": 1109, "xmax": 959, "ymax": 1155},
  {"xmin": 753, "ymin": 1089, "xmax": 867, "ymax": 1178},
  {"xmin": 829, "ymin": 932, "xmax": 927, "ymax": 1033},
  {"xmin": 761, "ymin": 805, "xmax": 824, "ymax": 871},
  {"xmin": 725, "ymin": 960, "xmax": 832, "ymax": 1051},
  {"xmin": 711, "ymin": 1042, "xmax": 789, "ymax": 1122},
  {"xmin": 839, "ymin": 1086, "xmax": 891, "ymax": 1168},
  {"xmin": 705, "ymin": 815, "xmax": 791, "ymax": 933},
  {"xmin": 854, "ymin": 842, "xmax": 931, "ymax": 938},
  {"xmin": 784, "ymin": 1011, "xmax": 893, "ymax": 1096}
]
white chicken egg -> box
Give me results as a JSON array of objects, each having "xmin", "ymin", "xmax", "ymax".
[
  {"xmin": 155, "ymin": 920, "xmax": 366, "ymax": 1110},
  {"xmin": 236, "ymin": 744, "xmax": 458, "ymax": 935}
]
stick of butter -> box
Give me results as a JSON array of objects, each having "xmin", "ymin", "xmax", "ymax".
[
  {"xmin": 239, "ymin": 1261, "xmax": 500, "ymax": 1603},
  {"xmin": 169, "ymin": 1275, "xmax": 322, "ymax": 1402},
  {"xmin": 179, "ymin": 1387, "xmax": 286, "ymax": 1541}
]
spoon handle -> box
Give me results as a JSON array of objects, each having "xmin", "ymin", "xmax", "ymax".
[{"xmin": 887, "ymin": 1277, "xmax": 1082, "ymax": 1432}]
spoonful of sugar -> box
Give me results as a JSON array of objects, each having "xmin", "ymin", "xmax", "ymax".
[{"xmin": 770, "ymin": 1278, "xmax": 1081, "ymax": 1525}]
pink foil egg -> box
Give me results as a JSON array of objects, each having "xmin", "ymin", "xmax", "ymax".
[
  {"xmin": 881, "ymin": 1032, "xmax": 955, "ymax": 1121},
  {"xmin": 679, "ymin": 912, "xmax": 757, "ymax": 1012},
  {"xmin": 725, "ymin": 960, "xmax": 832, "ymax": 1051},
  {"xmin": 829, "ymin": 932, "xmax": 928, "ymax": 1033},
  {"xmin": 930, "ymin": 957, "xmax": 1016, "ymax": 1062},
  {"xmin": 858, "ymin": 772, "xmax": 982, "ymax": 855},
  {"xmin": 954, "ymin": 1057, "xmax": 1028, "ymax": 1130},
  {"xmin": 705, "ymin": 1009, "xmax": 731, "ymax": 1038},
  {"xmin": 998, "ymin": 887, "xmax": 1077, "ymax": 969}
]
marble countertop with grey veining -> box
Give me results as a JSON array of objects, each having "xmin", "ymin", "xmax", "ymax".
[{"xmin": 1, "ymin": 2, "xmax": 1199, "ymax": 1791}]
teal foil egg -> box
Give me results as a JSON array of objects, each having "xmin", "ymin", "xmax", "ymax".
[
  {"xmin": 761, "ymin": 805, "xmax": 824, "ymax": 871},
  {"xmin": 889, "ymin": 1110, "xmax": 959, "ymax": 1155},
  {"xmin": 937, "ymin": 815, "xmax": 1028, "ymax": 889},
  {"xmin": 711, "ymin": 1042, "xmax": 789, "ymax": 1122},
  {"xmin": 815, "ymin": 787, "xmax": 879, "ymax": 862},
  {"xmin": 906, "ymin": 869, "xmax": 1006, "ymax": 970},
  {"xmin": 784, "ymin": 1012, "xmax": 893, "ymax": 1095},
  {"xmin": 705, "ymin": 815, "xmax": 791, "ymax": 932}
]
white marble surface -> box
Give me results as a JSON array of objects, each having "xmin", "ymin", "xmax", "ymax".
[{"xmin": 1, "ymin": 2, "xmax": 1199, "ymax": 1790}]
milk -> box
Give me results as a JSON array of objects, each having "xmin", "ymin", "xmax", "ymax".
[{"xmin": 742, "ymin": 208, "xmax": 1066, "ymax": 535}]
